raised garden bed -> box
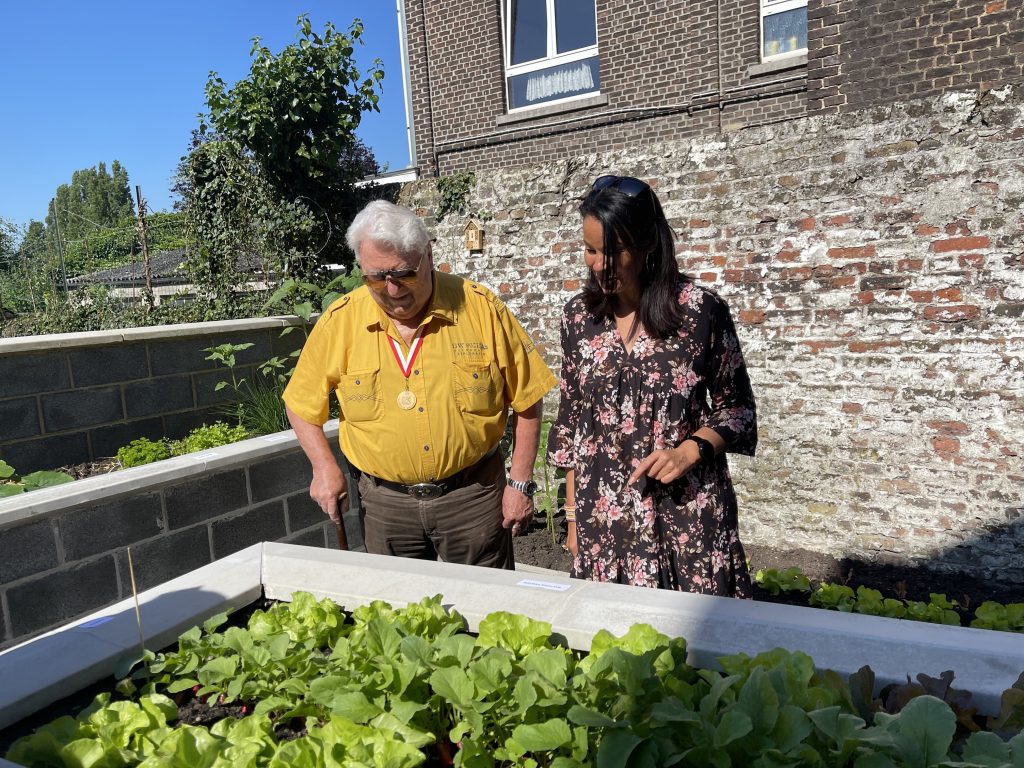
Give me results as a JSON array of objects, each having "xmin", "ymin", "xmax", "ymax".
[
  {"xmin": 1, "ymin": 544, "xmax": 1022, "ymax": 765},
  {"xmin": 0, "ymin": 423, "xmax": 358, "ymax": 652}
]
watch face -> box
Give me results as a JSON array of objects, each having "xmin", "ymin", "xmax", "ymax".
[{"xmin": 525, "ymin": 480, "xmax": 539, "ymax": 495}]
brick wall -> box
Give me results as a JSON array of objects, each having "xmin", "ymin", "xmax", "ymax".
[
  {"xmin": 808, "ymin": 0, "xmax": 1024, "ymax": 114},
  {"xmin": 404, "ymin": 0, "xmax": 807, "ymax": 175},
  {"xmin": 400, "ymin": 84, "xmax": 1024, "ymax": 587},
  {"xmin": 0, "ymin": 430, "xmax": 361, "ymax": 650},
  {"xmin": 406, "ymin": 0, "xmax": 1024, "ymax": 176},
  {"xmin": 0, "ymin": 319, "xmax": 304, "ymax": 474}
]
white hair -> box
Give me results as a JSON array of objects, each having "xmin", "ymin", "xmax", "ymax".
[{"xmin": 346, "ymin": 200, "xmax": 430, "ymax": 260}]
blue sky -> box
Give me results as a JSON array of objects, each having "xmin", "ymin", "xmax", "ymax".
[{"xmin": 0, "ymin": 1, "xmax": 410, "ymax": 230}]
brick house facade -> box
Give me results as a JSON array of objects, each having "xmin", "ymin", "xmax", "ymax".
[{"xmin": 403, "ymin": 0, "xmax": 1022, "ymax": 175}]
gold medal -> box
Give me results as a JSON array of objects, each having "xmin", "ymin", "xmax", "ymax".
[{"xmin": 397, "ymin": 389, "xmax": 417, "ymax": 409}]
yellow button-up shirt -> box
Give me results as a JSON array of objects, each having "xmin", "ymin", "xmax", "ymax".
[{"xmin": 283, "ymin": 271, "xmax": 556, "ymax": 484}]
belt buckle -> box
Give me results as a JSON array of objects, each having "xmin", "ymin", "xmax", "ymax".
[{"xmin": 409, "ymin": 483, "xmax": 443, "ymax": 500}]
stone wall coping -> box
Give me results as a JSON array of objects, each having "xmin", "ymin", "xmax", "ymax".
[
  {"xmin": 0, "ymin": 315, "xmax": 307, "ymax": 354},
  {"xmin": 0, "ymin": 421, "xmax": 338, "ymax": 528}
]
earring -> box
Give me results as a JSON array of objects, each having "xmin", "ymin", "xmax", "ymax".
[{"xmin": 645, "ymin": 253, "xmax": 654, "ymax": 272}]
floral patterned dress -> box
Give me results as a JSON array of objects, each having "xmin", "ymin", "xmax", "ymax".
[{"xmin": 547, "ymin": 280, "xmax": 757, "ymax": 597}]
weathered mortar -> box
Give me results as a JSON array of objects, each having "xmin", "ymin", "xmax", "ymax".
[{"xmin": 400, "ymin": 86, "xmax": 1024, "ymax": 586}]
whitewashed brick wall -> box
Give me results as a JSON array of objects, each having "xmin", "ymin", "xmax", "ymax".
[{"xmin": 401, "ymin": 85, "xmax": 1024, "ymax": 586}]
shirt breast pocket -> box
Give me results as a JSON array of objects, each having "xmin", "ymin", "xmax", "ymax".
[
  {"xmin": 337, "ymin": 370, "xmax": 381, "ymax": 423},
  {"xmin": 453, "ymin": 360, "xmax": 501, "ymax": 416}
]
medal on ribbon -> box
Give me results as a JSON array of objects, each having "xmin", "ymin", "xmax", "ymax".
[{"xmin": 388, "ymin": 328, "xmax": 423, "ymax": 410}]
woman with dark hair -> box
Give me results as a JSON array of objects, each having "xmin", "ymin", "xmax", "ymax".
[{"xmin": 547, "ymin": 175, "xmax": 757, "ymax": 597}]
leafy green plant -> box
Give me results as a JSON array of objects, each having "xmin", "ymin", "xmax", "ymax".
[
  {"xmin": 530, "ymin": 421, "xmax": 565, "ymax": 544},
  {"xmin": 265, "ymin": 271, "xmax": 361, "ymax": 326},
  {"xmin": 810, "ymin": 582, "xmax": 857, "ymax": 612},
  {"xmin": 237, "ymin": 377, "xmax": 290, "ymax": 436},
  {"xmin": 905, "ymin": 593, "xmax": 961, "ymax": 626},
  {"xmin": 203, "ymin": 341, "xmax": 254, "ymax": 425},
  {"xmin": 9, "ymin": 594, "xmax": 1024, "ymax": 767},
  {"xmin": 435, "ymin": 171, "xmax": 477, "ymax": 221},
  {"xmin": 116, "ymin": 437, "xmax": 172, "ymax": 468},
  {"xmin": 170, "ymin": 422, "xmax": 251, "ymax": 455},
  {"xmin": 754, "ymin": 566, "xmax": 812, "ymax": 596},
  {"xmin": 853, "ymin": 585, "xmax": 908, "ymax": 619},
  {"xmin": 0, "ymin": 460, "xmax": 74, "ymax": 497},
  {"xmin": 972, "ymin": 601, "xmax": 1024, "ymax": 633}
]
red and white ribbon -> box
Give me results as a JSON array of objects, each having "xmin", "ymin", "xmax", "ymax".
[{"xmin": 388, "ymin": 328, "xmax": 423, "ymax": 378}]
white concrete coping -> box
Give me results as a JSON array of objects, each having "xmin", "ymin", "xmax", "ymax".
[
  {"xmin": 3, "ymin": 542, "xmax": 1021, "ymax": 741},
  {"xmin": 0, "ymin": 544, "xmax": 263, "ymax": 732},
  {"xmin": 0, "ymin": 315, "xmax": 307, "ymax": 354},
  {"xmin": 0, "ymin": 422, "xmax": 339, "ymax": 528}
]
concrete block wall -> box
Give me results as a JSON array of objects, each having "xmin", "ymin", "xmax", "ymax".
[
  {"xmin": 399, "ymin": 84, "xmax": 1024, "ymax": 588},
  {"xmin": 0, "ymin": 428, "xmax": 360, "ymax": 651},
  {"xmin": 0, "ymin": 317, "xmax": 305, "ymax": 474}
]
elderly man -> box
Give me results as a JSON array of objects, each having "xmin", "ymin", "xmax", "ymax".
[{"xmin": 283, "ymin": 200, "xmax": 556, "ymax": 569}]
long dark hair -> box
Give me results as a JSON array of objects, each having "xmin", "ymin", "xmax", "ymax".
[{"xmin": 579, "ymin": 178, "xmax": 687, "ymax": 339}]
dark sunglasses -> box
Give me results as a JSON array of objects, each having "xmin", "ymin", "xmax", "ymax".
[
  {"xmin": 592, "ymin": 175, "xmax": 651, "ymax": 198},
  {"xmin": 362, "ymin": 262, "xmax": 426, "ymax": 289}
]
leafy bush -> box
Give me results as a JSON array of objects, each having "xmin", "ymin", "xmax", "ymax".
[
  {"xmin": 170, "ymin": 422, "xmax": 251, "ymax": 454},
  {"xmin": 116, "ymin": 437, "xmax": 172, "ymax": 468}
]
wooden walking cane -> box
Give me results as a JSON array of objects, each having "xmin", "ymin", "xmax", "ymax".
[
  {"xmin": 335, "ymin": 491, "xmax": 350, "ymax": 551},
  {"xmin": 334, "ymin": 449, "xmax": 359, "ymax": 551}
]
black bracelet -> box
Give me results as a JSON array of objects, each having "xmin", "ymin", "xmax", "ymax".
[{"xmin": 686, "ymin": 435, "xmax": 716, "ymax": 463}]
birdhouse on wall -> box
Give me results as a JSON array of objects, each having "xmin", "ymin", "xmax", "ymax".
[{"xmin": 464, "ymin": 220, "xmax": 484, "ymax": 251}]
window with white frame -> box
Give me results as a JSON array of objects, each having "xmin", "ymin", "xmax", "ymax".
[
  {"xmin": 501, "ymin": 0, "xmax": 599, "ymax": 111},
  {"xmin": 761, "ymin": 0, "xmax": 808, "ymax": 60}
]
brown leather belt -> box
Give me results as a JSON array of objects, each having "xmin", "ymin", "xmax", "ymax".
[{"xmin": 362, "ymin": 444, "xmax": 499, "ymax": 500}]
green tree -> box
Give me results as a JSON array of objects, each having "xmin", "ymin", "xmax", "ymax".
[
  {"xmin": 45, "ymin": 161, "xmax": 134, "ymax": 243},
  {"xmin": 0, "ymin": 220, "xmax": 55, "ymax": 319},
  {"xmin": 181, "ymin": 14, "xmax": 383, "ymax": 294},
  {"xmin": 0, "ymin": 217, "xmax": 15, "ymax": 265}
]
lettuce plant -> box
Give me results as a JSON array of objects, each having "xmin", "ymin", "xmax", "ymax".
[{"xmin": 8, "ymin": 593, "xmax": 1024, "ymax": 767}]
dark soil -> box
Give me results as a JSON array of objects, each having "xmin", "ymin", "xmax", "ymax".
[{"xmin": 512, "ymin": 510, "xmax": 1024, "ymax": 620}]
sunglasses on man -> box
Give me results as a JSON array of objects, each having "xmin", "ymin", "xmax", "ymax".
[{"xmin": 362, "ymin": 260, "xmax": 427, "ymax": 290}]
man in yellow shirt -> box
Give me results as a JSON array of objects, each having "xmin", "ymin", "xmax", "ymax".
[{"xmin": 284, "ymin": 200, "xmax": 556, "ymax": 569}]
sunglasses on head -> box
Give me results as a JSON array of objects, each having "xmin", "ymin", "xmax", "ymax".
[
  {"xmin": 361, "ymin": 262, "xmax": 426, "ymax": 289},
  {"xmin": 592, "ymin": 175, "xmax": 651, "ymax": 198}
]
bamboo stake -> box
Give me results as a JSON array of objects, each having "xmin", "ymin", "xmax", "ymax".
[{"xmin": 126, "ymin": 546, "xmax": 146, "ymax": 655}]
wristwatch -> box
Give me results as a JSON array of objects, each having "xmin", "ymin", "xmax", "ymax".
[
  {"xmin": 508, "ymin": 478, "xmax": 539, "ymax": 497},
  {"xmin": 685, "ymin": 435, "xmax": 716, "ymax": 464}
]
